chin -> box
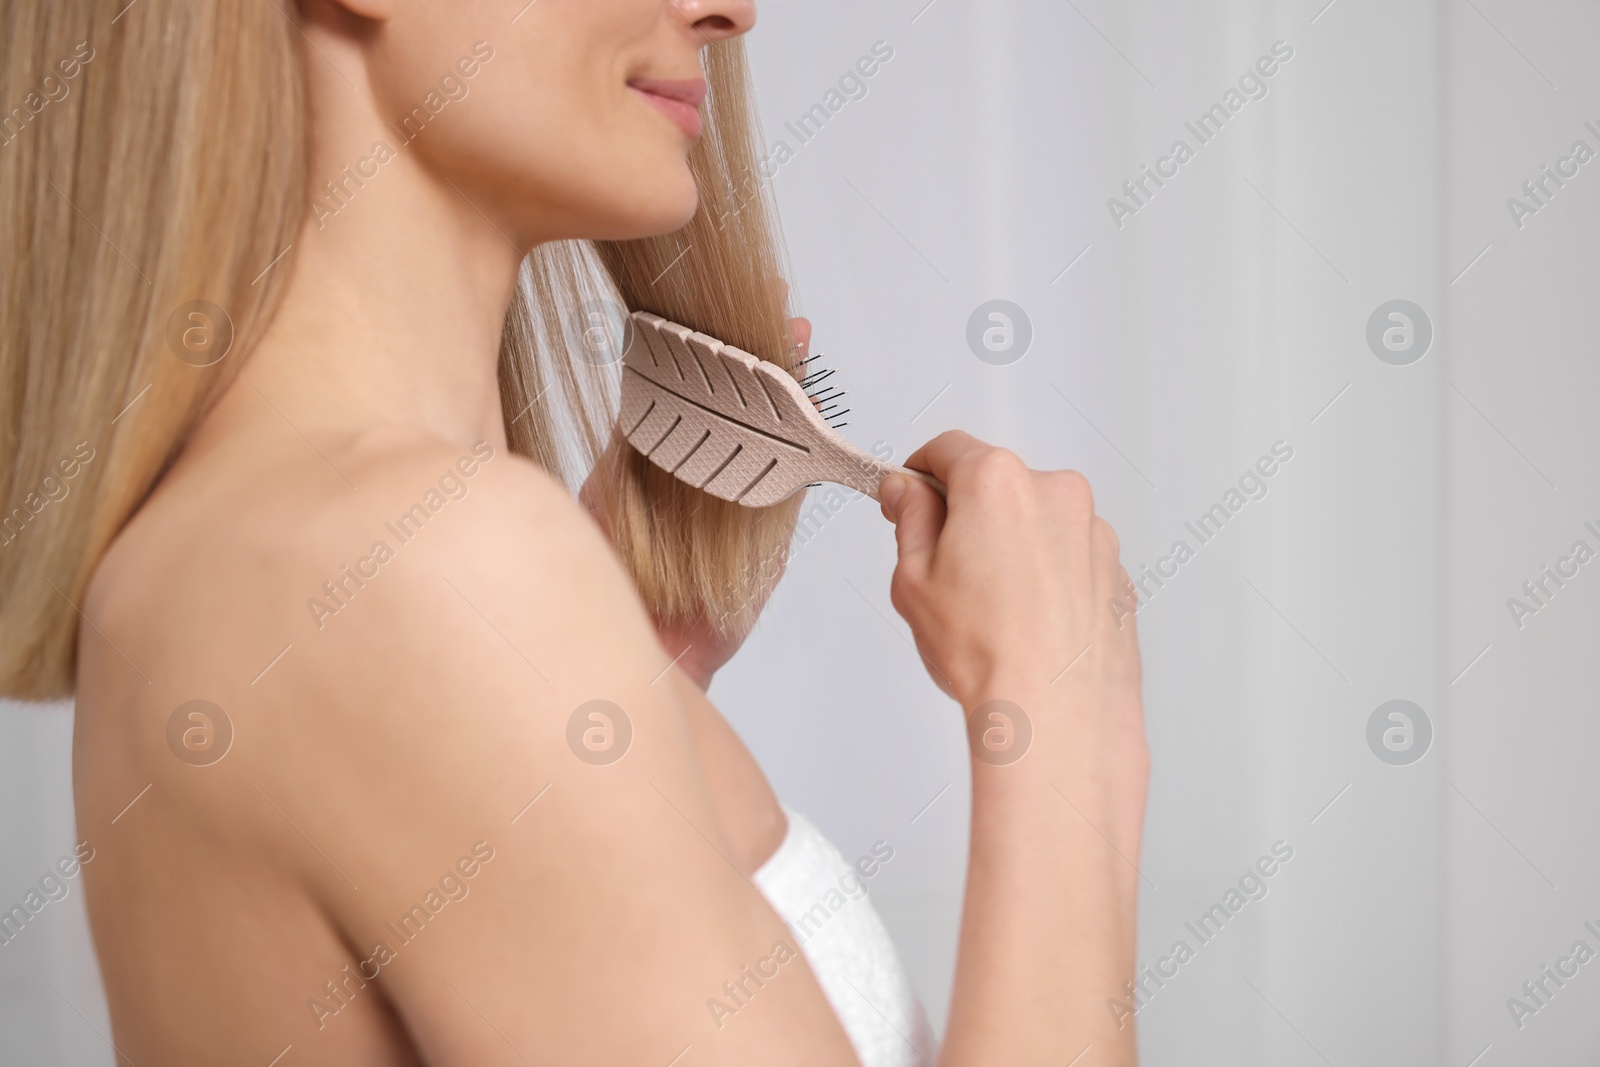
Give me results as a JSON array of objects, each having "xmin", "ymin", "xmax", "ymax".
[
  {"xmin": 549, "ymin": 158, "xmax": 701, "ymax": 243},
  {"xmin": 627, "ymin": 168, "xmax": 701, "ymax": 237}
]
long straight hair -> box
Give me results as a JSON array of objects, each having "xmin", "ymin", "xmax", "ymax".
[{"xmin": 0, "ymin": 1, "xmax": 798, "ymax": 699}]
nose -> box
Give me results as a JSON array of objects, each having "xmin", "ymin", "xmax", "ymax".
[{"xmin": 672, "ymin": 0, "xmax": 756, "ymax": 42}]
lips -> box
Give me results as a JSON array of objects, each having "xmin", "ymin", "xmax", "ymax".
[{"xmin": 628, "ymin": 77, "xmax": 707, "ymax": 140}]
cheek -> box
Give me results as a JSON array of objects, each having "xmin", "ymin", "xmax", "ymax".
[
  {"xmin": 543, "ymin": 82, "xmax": 704, "ymax": 237},
  {"xmin": 380, "ymin": 4, "xmax": 703, "ymax": 242},
  {"xmin": 516, "ymin": 6, "xmax": 703, "ymax": 235}
]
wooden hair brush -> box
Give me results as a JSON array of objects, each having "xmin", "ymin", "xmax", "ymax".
[{"xmin": 617, "ymin": 311, "xmax": 945, "ymax": 507}]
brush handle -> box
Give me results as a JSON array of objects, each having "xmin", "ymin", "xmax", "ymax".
[
  {"xmin": 886, "ymin": 466, "xmax": 947, "ymax": 501},
  {"xmin": 814, "ymin": 435, "xmax": 947, "ymax": 502}
]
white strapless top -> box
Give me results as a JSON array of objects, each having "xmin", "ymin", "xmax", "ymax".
[{"xmin": 752, "ymin": 805, "xmax": 938, "ymax": 1067}]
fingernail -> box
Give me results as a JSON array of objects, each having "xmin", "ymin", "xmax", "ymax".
[{"xmin": 879, "ymin": 475, "xmax": 907, "ymax": 514}]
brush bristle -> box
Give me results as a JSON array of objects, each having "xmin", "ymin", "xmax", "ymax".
[{"xmin": 797, "ymin": 351, "xmax": 851, "ymax": 429}]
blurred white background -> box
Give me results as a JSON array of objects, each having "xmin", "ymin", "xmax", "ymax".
[{"xmin": 5, "ymin": 0, "xmax": 1599, "ymax": 1063}]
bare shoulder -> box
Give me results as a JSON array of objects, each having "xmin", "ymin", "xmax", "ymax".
[
  {"xmin": 257, "ymin": 444, "xmax": 855, "ymax": 1063},
  {"xmin": 264, "ymin": 433, "xmax": 679, "ymax": 756},
  {"xmin": 88, "ymin": 432, "xmax": 642, "ymax": 685},
  {"xmin": 205, "ymin": 431, "xmax": 715, "ymax": 898},
  {"xmin": 186, "ymin": 438, "xmax": 849, "ymax": 1060},
  {"xmin": 77, "ymin": 432, "xmax": 669, "ymax": 820},
  {"xmin": 76, "ymin": 433, "xmax": 855, "ymax": 1064}
]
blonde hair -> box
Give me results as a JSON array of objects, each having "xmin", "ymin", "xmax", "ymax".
[{"xmin": 0, "ymin": 2, "xmax": 798, "ymax": 699}]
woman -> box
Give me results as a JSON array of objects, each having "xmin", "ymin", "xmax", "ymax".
[{"xmin": 0, "ymin": 1, "xmax": 1149, "ymax": 1063}]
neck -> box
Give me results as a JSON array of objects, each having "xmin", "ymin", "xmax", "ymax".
[
  {"xmin": 204, "ymin": 4, "xmax": 536, "ymax": 457},
  {"xmin": 230, "ymin": 142, "xmax": 527, "ymax": 451}
]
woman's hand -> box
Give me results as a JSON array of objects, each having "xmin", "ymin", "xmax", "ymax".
[
  {"xmin": 881, "ymin": 430, "xmax": 1149, "ymax": 1066},
  {"xmin": 879, "ymin": 429, "xmax": 1147, "ymax": 836},
  {"xmin": 881, "ymin": 430, "xmax": 1142, "ymax": 717},
  {"xmin": 578, "ymin": 314, "xmax": 814, "ymax": 690}
]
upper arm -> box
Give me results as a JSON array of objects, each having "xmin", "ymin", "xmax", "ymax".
[{"xmin": 266, "ymin": 451, "xmax": 859, "ymax": 1065}]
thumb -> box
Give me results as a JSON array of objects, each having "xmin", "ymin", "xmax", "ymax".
[{"xmin": 880, "ymin": 474, "xmax": 945, "ymax": 580}]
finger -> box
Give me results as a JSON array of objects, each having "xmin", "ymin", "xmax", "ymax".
[
  {"xmin": 902, "ymin": 430, "xmax": 991, "ymax": 484},
  {"xmin": 789, "ymin": 315, "xmax": 812, "ymax": 366},
  {"xmin": 1026, "ymin": 471, "xmax": 1096, "ymax": 598},
  {"xmin": 1095, "ymin": 558, "xmax": 1138, "ymax": 638},
  {"xmin": 1089, "ymin": 516, "xmax": 1124, "ymax": 601},
  {"xmin": 882, "ymin": 474, "xmax": 946, "ymax": 584}
]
